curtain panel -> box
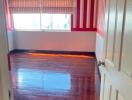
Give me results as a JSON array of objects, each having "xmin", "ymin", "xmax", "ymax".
[
  {"xmin": 5, "ymin": 0, "xmax": 13, "ymax": 31},
  {"xmin": 9, "ymin": 0, "xmax": 76, "ymax": 13}
]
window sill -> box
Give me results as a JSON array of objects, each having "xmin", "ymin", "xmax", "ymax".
[{"xmin": 13, "ymin": 29, "xmax": 71, "ymax": 32}]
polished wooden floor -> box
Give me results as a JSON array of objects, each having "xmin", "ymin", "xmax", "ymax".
[{"xmin": 11, "ymin": 52, "xmax": 99, "ymax": 100}]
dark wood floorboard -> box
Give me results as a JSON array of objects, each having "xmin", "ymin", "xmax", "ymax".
[{"xmin": 10, "ymin": 52, "xmax": 99, "ymax": 100}]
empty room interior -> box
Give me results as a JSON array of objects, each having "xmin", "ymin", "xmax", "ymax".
[{"xmin": 0, "ymin": 0, "xmax": 132, "ymax": 100}]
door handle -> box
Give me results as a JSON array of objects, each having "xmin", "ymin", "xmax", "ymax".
[{"xmin": 97, "ymin": 61, "xmax": 105, "ymax": 67}]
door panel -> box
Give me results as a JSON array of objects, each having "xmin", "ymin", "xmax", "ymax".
[
  {"xmin": 99, "ymin": 66, "xmax": 132, "ymax": 100},
  {"xmin": 111, "ymin": 88, "xmax": 117, "ymax": 100},
  {"xmin": 106, "ymin": 0, "xmax": 117, "ymax": 62},
  {"xmin": 113, "ymin": 0, "xmax": 126, "ymax": 70},
  {"xmin": 118, "ymin": 94, "xmax": 125, "ymax": 100},
  {"xmin": 100, "ymin": 0, "xmax": 132, "ymax": 100},
  {"xmin": 103, "ymin": 0, "xmax": 110, "ymax": 60},
  {"xmin": 100, "ymin": 71, "xmax": 105, "ymax": 100},
  {"xmin": 120, "ymin": 0, "xmax": 132, "ymax": 77},
  {"xmin": 103, "ymin": 78, "xmax": 111, "ymax": 100}
]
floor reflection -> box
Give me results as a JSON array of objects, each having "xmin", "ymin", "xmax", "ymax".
[
  {"xmin": 17, "ymin": 68, "xmax": 71, "ymax": 92},
  {"xmin": 43, "ymin": 72, "xmax": 71, "ymax": 91}
]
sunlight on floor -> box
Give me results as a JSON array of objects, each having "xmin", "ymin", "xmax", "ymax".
[
  {"xmin": 28, "ymin": 53, "xmax": 95, "ymax": 58},
  {"xmin": 17, "ymin": 68, "xmax": 71, "ymax": 92}
]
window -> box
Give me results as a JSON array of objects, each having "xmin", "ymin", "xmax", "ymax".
[
  {"xmin": 13, "ymin": 13, "xmax": 71, "ymax": 31},
  {"xmin": 41, "ymin": 14, "xmax": 71, "ymax": 31},
  {"xmin": 13, "ymin": 14, "xmax": 40, "ymax": 30}
]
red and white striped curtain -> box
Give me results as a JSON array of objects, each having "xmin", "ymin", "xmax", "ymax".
[
  {"xmin": 5, "ymin": 0, "xmax": 13, "ymax": 31},
  {"xmin": 9, "ymin": 0, "xmax": 76, "ymax": 13},
  {"xmin": 41, "ymin": 0, "xmax": 75, "ymax": 13}
]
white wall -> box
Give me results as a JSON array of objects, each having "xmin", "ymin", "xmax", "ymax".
[
  {"xmin": 96, "ymin": 33, "xmax": 104, "ymax": 61},
  {"xmin": 7, "ymin": 31, "xmax": 14, "ymax": 51},
  {"xmin": 14, "ymin": 31, "xmax": 96, "ymax": 52}
]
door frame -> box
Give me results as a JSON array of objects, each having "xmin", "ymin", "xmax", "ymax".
[{"xmin": 0, "ymin": 0, "xmax": 14, "ymax": 100}]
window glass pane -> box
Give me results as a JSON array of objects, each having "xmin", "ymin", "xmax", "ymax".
[
  {"xmin": 13, "ymin": 14, "xmax": 40, "ymax": 30},
  {"xmin": 41, "ymin": 14, "xmax": 71, "ymax": 31}
]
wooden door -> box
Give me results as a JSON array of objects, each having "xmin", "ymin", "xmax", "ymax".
[{"xmin": 99, "ymin": 0, "xmax": 132, "ymax": 100}]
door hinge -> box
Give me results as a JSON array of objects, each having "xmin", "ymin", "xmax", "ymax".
[{"xmin": 97, "ymin": 61, "xmax": 105, "ymax": 67}]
